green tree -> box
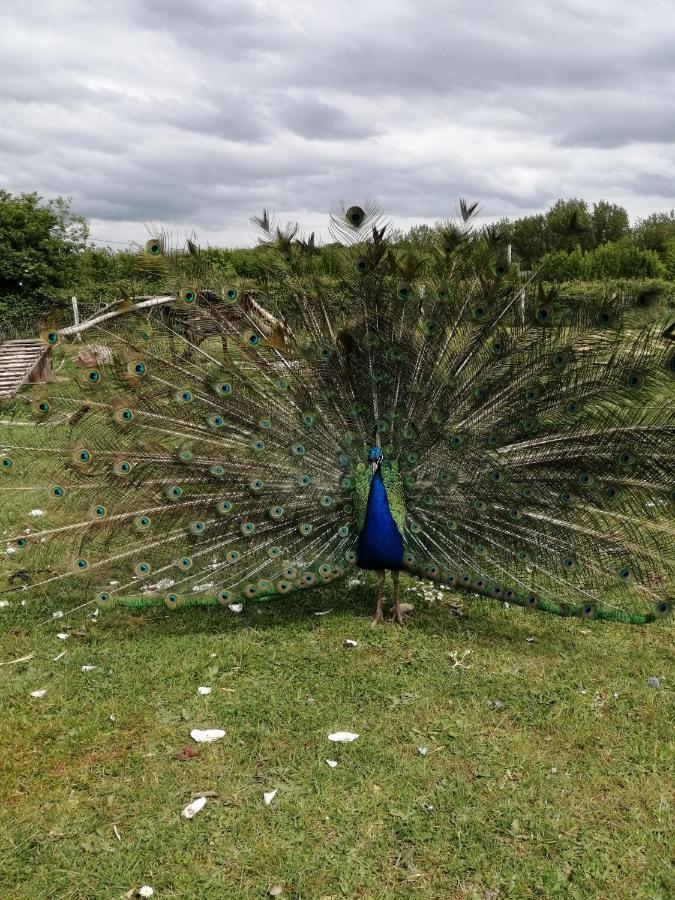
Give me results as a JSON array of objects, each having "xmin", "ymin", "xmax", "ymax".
[
  {"xmin": 545, "ymin": 198, "xmax": 596, "ymax": 253},
  {"xmin": 510, "ymin": 213, "xmax": 548, "ymax": 268},
  {"xmin": 0, "ymin": 191, "xmax": 88, "ymax": 334},
  {"xmin": 591, "ymin": 200, "xmax": 629, "ymax": 245},
  {"xmin": 632, "ymin": 211, "xmax": 675, "ymax": 254}
]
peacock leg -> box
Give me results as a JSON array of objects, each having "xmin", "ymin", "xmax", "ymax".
[
  {"xmin": 371, "ymin": 570, "xmax": 386, "ymax": 626},
  {"xmin": 391, "ymin": 570, "xmax": 407, "ymax": 624}
]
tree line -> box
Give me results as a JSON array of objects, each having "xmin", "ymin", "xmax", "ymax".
[{"xmin": 2, "ymin": 190, "xmax": 675, "ymax": 336}]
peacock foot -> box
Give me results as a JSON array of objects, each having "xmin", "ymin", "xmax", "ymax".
[
  {"xmin": 391, "ymin": 602, "xmax": 414, "ymax": 625},
  {"xmin": 371, "ymin": 608, "xmax": 385, "ymax": 626}
]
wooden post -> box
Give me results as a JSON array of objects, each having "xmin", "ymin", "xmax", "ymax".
[{"xmin": 71, "ymin": 296, "xmax": 82, "ymax": 341}]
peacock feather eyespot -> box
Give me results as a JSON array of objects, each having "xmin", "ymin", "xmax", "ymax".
[
  {"xmin": 73, "ymin": 557, "xmax": 89, "ymax": 572},
  {"xmin": 15, "ymin": 537, "xmax": 27, "ymax": 548},
  {"xmin": 208, "ymin": 415, "xmax": 225, "ymax": 428},
  {"xmin": 338, "ymin": 525, "xmax": 350, "ymax": 538},
  {"xmin": 338, "ymin": 452, "xmax": 350, "ymax": 467},
  {"xmin": 49, "ymin": 484, "xmax": 65, "ymax": 498},
  {"xmin": 403, "ymin": 551, "xmax": 417, "ymax": 568},
  {"xmin": 471, "ymin": 304, "xmax": 487, "ymax": 321},
  {"xmin": 275, "ymin": 377, "xmax": 290, "ymax": 391},
  {"xmin": 617, "ymin": 566, "xmax": 634, "ymax": 584},
  {"xmin": 509, "ymin": 507, "xmax": 522, "ymax": 520},
  {"xmin": 145, "ymin": 237, "xmax": 163, "ymax": 256},
  {"xmin": 578, "ymin": 472, "xmax": 594, "ymax": 486},
  {"xmin": 486, "ymin": 433, "xmax": 500, "ymax": 448},
  {"xmin": 178, "ymin": 556, "xmax": 193, "ymax": 571},
  {"xmin": 269, "ymin": 505, "xmax": 285, "ymax": 520},
  {"xmin": 604, "ymin": 484, "xmax": 620, "ymax": 500},
  {"xmin": 210, "ymin": 464, "xmax": 225, "ymax": 479},
  {"xmin": 490, "ymin": 469, "xmax": 506, "ymax": 484},
  {"xmin": 525, "ymin": 385, "xmax": 541, "ymax": 403},
  {"xmin": 517, "ymin": 549, "xmax": 530, "ymax": 562},
  {"xmin": 474, "ymin": 385, "xmax": 488, "ymax": 401},
  {"xmin": 252, "ymin": 439, "xmax": 265, "ymax": 451},
  {"xmin": 43, "ymin": 329, "xmax": 60, "ymax": 346},
  {"xmin": 494, "ymin": 261, "xmax": 508, "ymax": 277},
  {"xmin": 446, "ymin": 519, "xmax": 459, "ymax": 531},
  {"xmin": 474, "ymin": 499, "xmax": 487, "ymax": 512},
  {"xmin": 166, "ymin": 485, "xmax": 183, "ymax": 500},
  {"xmin": 341, "ymin": 476, "xmax": 353, "ymax": 490},
  {"xmin": 90, "ymin": 504, "xmax": 107, "ymax": 520},
  {"xmin": 525, "ymin": 593, "xmax": 538, "ymax": 609},
  {"xmin": 291, "ymin": 443, "xmax": 306, "ymax": 457},
  {"xmin": 320, "ymin": 495, "xmax": 334, "ymax": 508},
  {"xmin": 626, "ymin": 372, "xmax": 645, "ymax": 389},
  {"xmin": 164, "ymin": 593, "xmax": 180, "ymax": 610},
  {"xmin": 655, "ymin": 600, "xmax": 671, "ymax": 619},
  {"xmin": 317, "ymin": 345, "xmax": 333, "ymax": 361},
  {"xmin": 227, "ymin": 550, "xmax": 240, "ymax": 564},
  {"xmin": 475, "ymin": 543, "xmax": 487, "ymax": 556},
  {"xmin": 175, "ymin": 389, "xmax": 193, "ymax": 403},
  {"xmin": 474, "ymin": 579, "xmax": 486, "ymax": 592},
  {"xmin": 559, "ymin": 490, "xmax": 574, "ymax": 505},
  {"xmin": 1, "ymin": 457, "xmax": 14, "ymax": 471},
  {"xmin": 450, "ymin": 434, "xmax": 465, "ymax": 448},
  {"xmin": 562, "ymin": 556, "xmax": 578, "ymax": 572},
  {"xmin": 355, "ymin": 257, "xmax": 368, "ymax": 274},
  {"xmin": 596, "ymin": 308, "xmax": 614, "ymax": 327},
  {"xmin": 581, "ymin": 602, "xmax": 596, "ymax": 619},
  {"xmin": 301, "ymin": 412, "xmax": 316, "ymax": 427},
  {"xmin": 405, "ymin": 451, "xmax": 419, "ymax": 466},
  {"xmin": 298, "ymin": 523, "xmax": 313, "ymax": 536},
  {"xmin": 129, "ymin": 360, "xmax": 147, "ymax": 377},
  {"xmin": 565, "ymin": 399, "xmax": 581, "ymax": 415},
  {"xmin": 422, "ymin": 319, "xmax": 439, "ymax": 337},
  {"xmin": 520, "ymin": 485, "xmax": 534, "ymax": 499},
  {"xmin": 189, "ymin": 520, "xmax": 206, "ymax": 536},
  {"xmin": 521, "ymin": 417, "xmax": 538, "ymax": 434},
  {"xmin": 240, "ymin": 522, "xmax": 254, "ymax": 536},
  {"xmin": 490, "ymin": 338, "xmax": 504, "ymax": 355},
  {"xmin": 134, "ymin": 515, "xmax": 151, "ymax": 532},
  {"xmin": 212, "ymin": 381, "xmax": 233, "ymax": 396},
  {"xmin": 134, "ymin": 562, "xmax": 152, "ymax": 576},
  {"xmin": 490, "ymin": 584, "xmax": 502, "ymax": 596},
  {"xmin": 223, "ymin": 287, "xmax": 239, "ymax": 303},
  {"xmin": 504, "ymin": 589, "xmax": 515, "ymax": 600},
  {"xmin": 268, "ymin": 546, "xmax": 281, "ymax": 559},
  {"xmin": 216, "ymin": 500, "xmax": 232, "ymax": 515},
  {"xmin": 218, "ymin": 591, "xmax": 231, "ymax": 605},
  {"xmin": 96, "ymin": 591, "xmax": 112, "ymax": 607},
  {"xmin": 180, "ymin": 286, "xmax": 198, "ymax": 305},
  {"xmin": 397, "ymin": 284, "xmax": 410, "ymax": 301},
  {"xmin": 552, "ymin": 350, "xmax": 571, "ymax": 369},
  {"xmin": 35, "ymin": 400, "xmax": 51, "ymax": 415},
  {"xmin": 535, "ymin": 305, "xmax": 551, "ymax": 324},
  {"xmin": 461, "ymin": 574, "xmax": 471, "ymax": 585},
  {"xmin": 346, "ymin": 206, "xmax": 365, "ymax": 227},
  {"xmin": 298, "ymin": 474, "xmax": 312, "ymax": 486},
  {"xmin": 245, "ymin": 330, "xmax": 261, "ymax": 347},
  {"xmin": 616, "ymin": 449, "xmax": 638, "ymax": 469}
]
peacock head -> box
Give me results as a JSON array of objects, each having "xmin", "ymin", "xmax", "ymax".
[{"xmin": 368, "ymin": 446, "xmax": 383, "ymax": 472}]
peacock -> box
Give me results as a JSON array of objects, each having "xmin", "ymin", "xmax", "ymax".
[{"xmin": 1, "ymin": 201, "xmax": 674, "ymax": 627}]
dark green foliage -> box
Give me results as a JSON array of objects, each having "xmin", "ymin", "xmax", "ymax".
[{"xmin": 0, "ymin": 191, "xmax": 88, "ymax": 335}]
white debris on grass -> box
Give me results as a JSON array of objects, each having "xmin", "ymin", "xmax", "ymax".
[
  {"xmin": 138, "ymin": 886, "xmax": 154, "ymax": 898},
  {"xmin": 328, "ymin": 731, "xmax": 359, "ymax": 743},
  {"xmin": 325, "ymin": 759, "xmax": 338, "ymax": 768},
  {"xmin": 417, "ymin": 747, "xmax": 429, "ymax": 756},
  {"xmin": 263, "ymin": 789, "xmax": 278, "ymax": 806},
  {"xmin": 29, "ymin": 509, "xmax": 45, "ymax": 517},
  {"xmin": 6, "ymin": 546, "xmax": 17, "ymax": 555},
  {"xmin": 181, "ymin": 796, "xmax": 207, "ymax": 819},
  {"xmin": 343, "ymin": 639, "xmax": 358, "ymax": 648},
  {"xmin": 52, "ymin": 651, "xmax": 66, "ymax": 661},
  {"xmin": 313, "ymin": 609, "xmax": 332, "ymax": 616},
  {"xmin": 0, "ymin": 600, "xmax": 9, "ymax": 608},
  {"xmin": 30, "ymin": 689, "xmax": 47, "ymax": 698},
  {"xmin": 197, "ymin": 686, "xmax": 212, "ymax": 696},
  {"xmin": 81, "ymin": 665, "xmax": 97, "ymax": 672},
  {"xmin": 52, "ymin": 610, "xmax": 64, "ymax": 619},
  {"xmin": 190, "ymin": 728, "xmax": 225, "ymax": 743},
  {"xmin": 228, "ymin": 603, "xmax": 243, "ymax": 614},
  {"xmin": 56, "ymin": 632, "xmax": 69, "ymax": 640},
  {"xmin": 347, "ymin": 578, "xmax": 363, "ymax": 588}
]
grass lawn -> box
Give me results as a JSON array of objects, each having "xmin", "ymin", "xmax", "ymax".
[{"xmin": 0, "ymin": 580, "xmax": 672, "ymax": 899}]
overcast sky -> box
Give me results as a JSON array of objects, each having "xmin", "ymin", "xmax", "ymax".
[{"xmin": 2, "ymin": 0, "xmax": 674, "ymax": 247}]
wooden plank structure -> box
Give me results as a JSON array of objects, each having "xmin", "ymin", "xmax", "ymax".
[{"xmin": 0, "ymin": 339, "xmax": 53, "ymax": 399}]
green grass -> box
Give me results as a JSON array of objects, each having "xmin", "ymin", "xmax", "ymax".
[{"xmin": 1, "ymin": 582, "xmax": 673, "ymax": 899}]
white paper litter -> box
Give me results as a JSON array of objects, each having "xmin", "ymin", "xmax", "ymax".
[
  {"xmin": 190, "ymin": 728, "xmax": 225, "ymax": 743},
  {"xmin": 52, "ymin": 651, "xmax": 66, "ymax": 661},
  {"xmin": 325, "ymin": 759, "xmax": 338, "ymax": 768},
  {"xmin": 228, "ymin": 603, "xmax": 243, "ymax": 613},
  {"xmin": 56, "ymin": 632, "xmax": 69, "ymax": 641},
  {"xmin": 52, "ymin": 610, "xmax": 64, "ymax": 619},
  {"xmin": 343, "ymin": 639, "xmax": 358, "ymax": 648},
  {"xmin": 31, "ymin": 689, "xmax": 47, "ymax": 698},
  {"xmin": 0, "ymin": 600, "xmax": 9, "ymax": 609},
  {"xmin": 418, "ymin": 746, "xmax": 429, "ymax": 756},
  {"xmin": 29, "ymin": 509, "xmax": 45, "ymax": 517},
  {"xmin": 328, "ymin": 731, "xmax": 359, "ymax": 743},
  {"xmin": 138, "ymin": 887, "xmax": 154, "ymax": 898},
  {"xmin": 313, "ymin": 609, "xmax": 332, "ymax": 616},
  {"xmin": 197, "ymin": 686, "xmax": 212, "ymax": 696},
  {"xmin": 6, "ymin": 546, "xmax": 16, "ymax": 555},
  {"xmin": 81, "ymin": 665, "xmax": 97, "ymax": 672},
  {"xmin": 263, "ymin": 789, "xmax": 278, "ymax": 806},
  {"xmin": 181, "ymin": 796, "xmax": 207, "ymax": 819}
]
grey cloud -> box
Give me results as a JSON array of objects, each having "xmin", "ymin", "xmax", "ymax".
[{"xmin": 0, "ymin": 0, "xmax": 674, "ymax": 245}]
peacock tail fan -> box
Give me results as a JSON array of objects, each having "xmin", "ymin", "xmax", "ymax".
[{"xmin": 0, "ymin": 201, "xmax": 673, "ymax": 625}]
